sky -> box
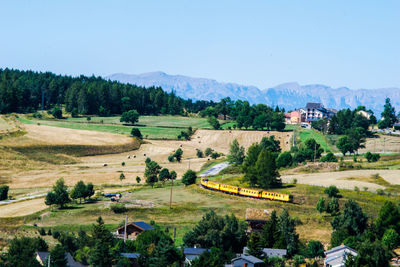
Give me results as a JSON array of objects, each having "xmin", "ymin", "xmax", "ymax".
[{"xmin": 0, "ymin": 0, "xmax": 399, "ymax": 89}]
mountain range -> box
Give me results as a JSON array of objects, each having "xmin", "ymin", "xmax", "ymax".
[{"xmin": 106, "ymin": 72, "xmax": 400, "ymax": 116}]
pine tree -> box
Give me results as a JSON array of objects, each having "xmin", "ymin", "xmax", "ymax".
[{"xmin": 227, "ymin": 139, "xmax": 245, "ymax": 165}]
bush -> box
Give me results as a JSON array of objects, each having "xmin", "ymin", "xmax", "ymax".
[
  {"xmin": 121, "ymin": 162, "xmax": 125, "ymax": 166},
  {"xmin": 168, "ymin": 155, "xmax": 175, "ymax": 162},
  {"xmin": 0, "ymin": 185, "xmax": 9, "ymax": 200},
  {"xmin": 211, "ymin": 152, "xmax": 220, "ymax": 159},
  {"xmin": 182, "ymin": 170, "xmax": 197, "ymax": 186},
  {"xmin": 33, "ymin": 111, "xmax": 42, "ymax": 118},
  {"xmin": 130, "ymin": 128, "xmax": 142, "ymax": 139},
  {"xmin": 376, "ymin": 189, "xmax": 385, "ymax": 196},
  {"xmin": 205, "ymin": 147, "xmax": 213, "ymax": 156},
  {"xmin": 324, "ymin": 185, "xmax": 339, "ymax": 198},
  {"xmin": 51, "ymin": 107, "xmax": 63, "ymax": 119},
  {"xmin": 110, "ymin": 203, "xmax": 127, "ymax": 213},
  {"xmin": 38, "ymin": 228, "xmax": 46, "ymax": 236},
  {"xmin": 276, "ymin": 151, "xmax": 293, "ymax": 168},
  {"xmin": 320, "ymin": 152, "xmax": 338, "ymax": 162},
  {"xmin": 364, "ymin": 152, "xmax": 380, "ymax": 162},
  {"xmin": 196, "ymin": 149, "xmax": 204, "ymax": 158},
  {"xmin": 52, "ymin": 230, "xmax": 61, "ymax": 239}
]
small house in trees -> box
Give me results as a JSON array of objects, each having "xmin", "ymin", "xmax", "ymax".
[
  {"xmin": 231, "ymin": 255, "xmax": 265, "ymax": 267},
  {"xmin": 121, "ymin": 253, "xmax": 140, "ymax": 267},
  {"xmin": 245, "ymin": 208, "xmax": 270, "ymax": 233},
  {"xmin": 115, "ymin": 221, "xmax": 154, "ymax": 240},
  {"xmin": 36, "ymin": 251, "xmax": 85, "ymax": 267},
  {"xmin": 183, "ymin": 247, "xmax": 209, "ymax": 265},
  {"xmin": 243, "ymin": 247, "xmax": 287, "ymax": 259},
  {"xmin": 324, "ymin": 245, "xmax": 357, "ymax": 267}
]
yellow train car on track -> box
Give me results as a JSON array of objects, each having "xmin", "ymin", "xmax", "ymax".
[
  {"xmin": 220, "ymin": 183, "xmax": 239, "ymax": 194},
  {"xmin": 200, "ymin": 178, "xmax": 292, "ymax": 203}
]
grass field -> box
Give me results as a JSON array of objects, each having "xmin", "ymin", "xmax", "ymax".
[
  {"xmin": 18, "ymin": 118, "xmax": 183, "ymax": 139},
  {"xmin": 67, "ymin": 115, "xmax": 215, "ymax": 129},
  {"xmin": 298, "ymin": 128, "xmax": 334, "ymax": 152}
]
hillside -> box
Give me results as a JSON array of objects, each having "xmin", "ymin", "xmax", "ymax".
[{"xmin": 106, "ymin": 72, "xmax": 400, "ymax": 116}]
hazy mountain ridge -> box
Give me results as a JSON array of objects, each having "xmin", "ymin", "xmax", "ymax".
[{"xmin": 106, "ymin": 72, "xmax": 400, "ymax": 115}]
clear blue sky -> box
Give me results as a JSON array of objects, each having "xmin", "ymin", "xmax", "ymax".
[{"xmin": 1, "ymin": 0, "xmax": 399, "ymax": 89}]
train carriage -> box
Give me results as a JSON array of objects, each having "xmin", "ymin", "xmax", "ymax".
[
  {"xmin": 220, "ymin": 184, "xmax": 239, "ymax": 194},
  {"xmin": 239, "ymin": 187, "xmax": 262, "ymax": 198},
  {"xmin": 261, "ymin": 191, "xmax": 275, "ymax": 200},
  {"xmin": 205, "ymin": 180, "xmax": 220, "ymax": 191},
  {"xmin": 273, "ymin": 193, "xmax": 291, "ymax": 202}
]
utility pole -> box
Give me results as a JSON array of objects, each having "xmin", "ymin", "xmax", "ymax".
[
  {"xmin": 169, "ymin": 178, "xmax": 173, "ymax": 209},
  {"xmin": 124, "ymin": 215, "xmax": 127, "ymax": 243},
  {"xmin": 314, "ymin": 142, "xmax": 317, "ymax": 162}
]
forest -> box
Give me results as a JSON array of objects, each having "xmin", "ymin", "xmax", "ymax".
[{"xmin": 0, "ymin": 68, "xmax": 211, "ymax": 115}]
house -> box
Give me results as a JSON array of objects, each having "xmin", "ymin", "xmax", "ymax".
[
  {"xmin": 36, "ymin": 252, "xmax": 86, "ymax": 267},
  {"xmin": 262, "ymin": 248, "xmax": 287, "ymax": 258},
  {"xmin": 285, "ymin": 110, "xmax": 306, "ymax": 124},
  {"xmin": 121, "ymin": 253, "xmax": 140, "ymax": 267},
  {"xmin": 243, "ymin": 247, "xmax": 287, "ymax": 259},
  {"xmin": 304, "ymin": 103, "xmax": 336, "ymax": 122},
  {"xmin": 183, "ymin": 247, "xmax": 209, "ymax": 265},
  {"xmin": 115, "ymin": 221, "xmax": 155, "ymax": 240},
  {"xmin": 245, "ymin": 208, "xmax": 270, "ymax": 233},
  {"xmin": 231, "ymin": 255, "xmax": 265, "ymax": 267},
  {"xmin": 357, "ymin": 110, "xmax": 371, "ymax": 120},
  {"xmin": 324, "ymin": 245, "xmax": 357, "ymax": 267}
]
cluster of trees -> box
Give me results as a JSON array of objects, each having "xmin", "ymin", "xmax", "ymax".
[
  {"xmin": 120, "ymin": 110, "xmax": 139, "ymax": 124},
  {"xmin": 0, "ymin": 185, "xmax": 9, "ymax": 201},
  {"xmin": 167, "ymin": 148, "xmax": 183, "ymax": 162},
  {"xmin": 45, "ymin": 179, "xmax": 94, "ymax": 208},
  {"xmin": 247, "ymin": 209, "xmax": 300, "ymax": 258},
  {"xmin": 177, "ymin": 127, "xmax": 194, "ymax": 140},
  {"xmin": 316, "ymin": 186, "xmax": 340, "ymax": 215},
  {"xmin": 183, "ymin": 211, "xmax": 247, "ymax": 266},
  {"xmin": 329, "ymin": 199, "xmax": 395, "ymax": 266},
  {"xmin": 144, "ymin": 157, "xmax": 177, "ymax": 187},
  {"xmin": 242, "ymin": 136, "xmax": 282, "ymax": 189},
  {"xmin": 0, "ymin": 68, "xmax": 211, "ymax": 115},
  {"xmin": 327, "ymin": 106, "xmax": 376, "ymax": 135},
  {"xmin": 201, "ymin": 97, "xmax": 286, "ymax": 131},
  {"xmin": 0, "ymin": 217, "xmax": 184, "ymax": 267}
]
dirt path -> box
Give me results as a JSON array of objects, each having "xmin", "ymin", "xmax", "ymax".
[{"xmin": 283, "ymin": 169, "xmax": 400, "ymax": 191}]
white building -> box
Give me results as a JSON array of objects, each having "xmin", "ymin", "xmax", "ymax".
[{"xmin": 324, "ymin": 245, "xmax": 358, "ymax": 267}]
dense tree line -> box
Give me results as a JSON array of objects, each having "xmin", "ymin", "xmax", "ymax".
[
  {"xmin": 201, "ymin": 97, "xmax": 286, "ymax": 131},
  {"xmin": 0, "ymin": 68, "xmax": 210, "ymax": 115}
]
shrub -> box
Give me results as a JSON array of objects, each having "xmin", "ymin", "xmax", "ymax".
[
  {"xmin": 51, "ymin": 107, "xmax": 63, "ymax": 119},
  {"xmin": 110, "ymin": 203, "xmax": 127, "ymax": 213},
  {"xmin": 320, "ymin": 152, "xmax": 338, "ymax": 162},
  {"xmin": 136, "ymin": 176, "xmax": 141, "ymax": 184},
  {"xmin": 196, "ymin": 149, "xmax": 204, "ymax": 158},
  {"xmin": 0, "ymin": 185, "xmax": 9, "ymax": 200},
  {"xmin": 130, "ymin": 128, "xmax": 142, "ymax": 139},
  {"xmin": 276, "ymin": 151, "xmax": 293, "ymax": 168},
  {"xmin": 364, "ymin": 152, "xmax": 380, "ymax": 162},
  {"xmin": 33, "ymin": 111, "xmax": 42, "ymax": 118},
  {"xmin": 47, "ymin": 229, "xmax": 52, "ymax": 236},
  {"xmin": 86, "ymin": 116, "xmax": 91, "ymax": 121},
  {"xmin": 38, "ymin": 228, "xmax": 46, "ymax": 236},
  {"xmin": 205, "ymin": 147, "xmax": 213, "ymax": 156},
  {"xmin": 324, "ymin": 185, "xmax": 339, "ymax": 198},
  {"xmin": 292, "ymin": 178, "xmax": 297, "ymax": 184},
  {"xmin": 52, "ymin": 230, "xmax": 61, "ymax": 239},
  {"xmin": 119, "ymin": 173, "xmax": 126, "ymax": 181},
  {"xmin": 376, "ymin": 189, "xmax": 385, "ymax": 196},
  {"xmin": 168, "ymin": 154, "xmax": 175, "ymax": 162},
  {"xmin": 182, "ymin": 170, "xmax": 197, "ymax": 186},
  {"xmin": 121, "ymin": 162, "xmax": 125, "ymax": 166},
  {"xmin": 211, "ymin": 152, "xmax": 220, "ymax": 159}
]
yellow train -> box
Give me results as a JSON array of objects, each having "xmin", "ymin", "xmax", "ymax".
[{"xmin": 200, "ymin": 178, "xmax": 292, "ymax": 202}]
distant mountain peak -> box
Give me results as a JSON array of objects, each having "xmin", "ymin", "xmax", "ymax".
[{"xmin": 105, "ymin": 72, "xmax": 400, "ymax": 115}]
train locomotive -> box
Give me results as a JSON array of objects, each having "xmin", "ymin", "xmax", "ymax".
[{"xmin": 200, "ymin": 178, "xmax": 292, "ymax": 202}]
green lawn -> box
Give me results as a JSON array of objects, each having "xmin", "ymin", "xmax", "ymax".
[
  {"xmin": 18, "ymin": 118, "xmax": 183, "ymax": 139},
  {"xmin": 66, "ymin": 115, "xmax": 213, "ymax": 129},
  {"xmin": 299, "ymin": 129, "xmax": 334, "ymax": 152}
]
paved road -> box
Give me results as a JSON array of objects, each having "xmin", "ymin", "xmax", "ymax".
[
  {"xmin": 200, "ymin": 162, "xmax": 230, "ymax": 177},
  {"xmin": 0, "ymin": 193, "xmax": 47, "ymax": 205}
]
